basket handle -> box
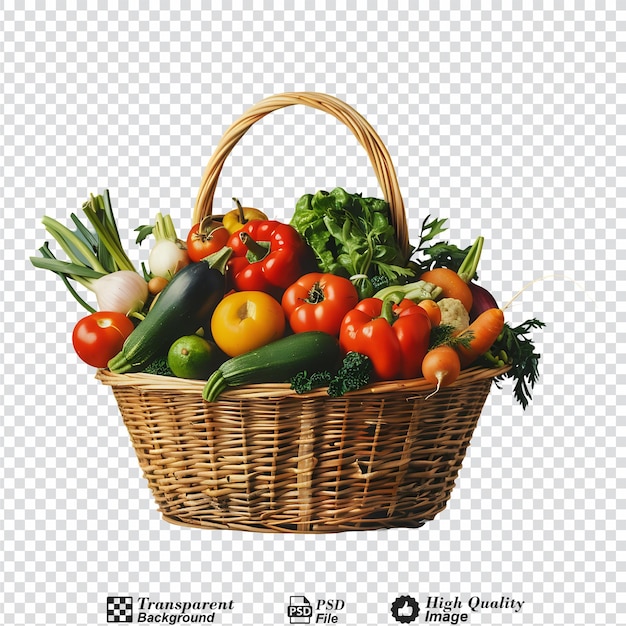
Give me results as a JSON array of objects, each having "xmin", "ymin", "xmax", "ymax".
[{"xmin": 192, "ymin": 92, "xmax": 409, "ymax": 257}]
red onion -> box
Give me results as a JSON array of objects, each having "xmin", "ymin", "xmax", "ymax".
[{"xmin": 468, "ymin": 281, "xmax": 499, "ymax": 321}]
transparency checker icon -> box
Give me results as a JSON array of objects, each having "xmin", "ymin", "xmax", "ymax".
[
  {"xmin": 107, "ymin": 597, "xmax": 133, "ymax": 623},
  {"xmin": 287, "ymin": 596, "xmax": 313, "ymax": 624}
]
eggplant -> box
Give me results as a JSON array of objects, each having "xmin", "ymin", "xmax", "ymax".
[{"xmin": 108, "ymin": 247, "xmax": 231, "ymax": 374}]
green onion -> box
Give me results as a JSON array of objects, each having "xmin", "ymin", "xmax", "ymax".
[
  {"xmin": 82, "ymin": 194, "xmax": 137, "ymax": 272},
  {"xmin": 41, "ymin": 216, "xmax": 107, "ymax": 273},
  {"xmin": 30, "ymin": 190, "xmax": 141, "ymax": 312},
  {"xmin": 33, "ymin": 243, "xmax": 98, "ymax": 313}
]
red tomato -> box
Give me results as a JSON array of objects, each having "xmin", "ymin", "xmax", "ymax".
[
  {"xmin": 72, "ymin": 312, "xmax": 136, "ymax": 368},
  {"xmin": 281, "ymin": 273, "xmax": 359, "ymax": 337},
  {"xmin": 186, "ymin": 223, "xmax": 230, "ymax": 262}
]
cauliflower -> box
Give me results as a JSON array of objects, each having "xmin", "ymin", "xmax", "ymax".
[{"xmin": 436, "ymin": 298, "xmax": 470, "ymax": 332}]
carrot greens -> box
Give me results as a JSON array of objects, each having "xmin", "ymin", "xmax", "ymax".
[{"xmin": 479, "ymin": 318, "xmax": 546, "ymax": 410}]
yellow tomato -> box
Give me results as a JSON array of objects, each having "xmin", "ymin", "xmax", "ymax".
[
  {"xmin": 222, "ymin": 198, "xmax": 268, "ymax": 234},
  {"xmin": 210, "ymin": 290, "xmax": 286, "ymax": 357}
]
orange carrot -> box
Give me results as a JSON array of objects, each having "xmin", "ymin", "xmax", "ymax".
[
  {"xmin": 420, "ymin": 267, "xmax": 473, "ymax": 312},
  {"xmin": 455, "ymin": 307, "xmax": 505, "ymax": 368},
  {"xmin": 422, "ymin": 345, "xmax": 461, "ymax": 398},
  {"xmin": 418, "ymin": 299, "xmax": 442, "ymax": 327}
]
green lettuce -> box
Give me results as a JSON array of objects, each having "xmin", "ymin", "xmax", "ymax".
[{"xmin": 290, "ymin": 188, "xmax": 414, "ymax": 298}]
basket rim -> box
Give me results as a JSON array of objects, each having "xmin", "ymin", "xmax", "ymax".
[{"xmin": 96, "ymin": 364, "xmax": 510, "ymax": 400}]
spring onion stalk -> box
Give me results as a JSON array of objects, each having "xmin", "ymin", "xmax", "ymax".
[
  {"xmin": 41, "ymin": 216, "xmax": 108, "ymax": 274},
  {"xmin": 101, "ymin": 190, "xmax": 123, "ymax": 267},
  {"xmin": 457, "ymin": 236, "xmax": 484, "ymax": 283},
  {"xmin": 34, "ymin": 243, "xmax": 99, "ymax": 313},
  {"xmin": 82, "ymin": 193, "xmax": 137, "ymax": 272},
  {"xmin": 153, "ymin": 212, "xmax": 178, "ymax": 241},
  {"xmin": 70, "ymin": 212, "xmax": 98, "ymax": 250},
  {"xmin": 147, "ymin": 212, "xmax": 190, "ymax": 279},
  {"xmin": 30, "ymin": 191, "xmax": 143, "ymax": 313},
  {"xmin": 31, "ymin": 255, "xmax": 148, "ymax": 315},
  {"xmin": 30, "ymin": 254, "xmax": 105, "ymax": 285}
]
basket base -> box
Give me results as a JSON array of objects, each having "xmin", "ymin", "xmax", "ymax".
[
  {"xmin": 160, "ymin": 512, "xmax": 432, "ymax": 534},
  {"xmin": 97, "ymin": 366, "xmax": 503, "ymax": 534}
]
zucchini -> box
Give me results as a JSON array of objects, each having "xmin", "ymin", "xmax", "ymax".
[
  {"xmin": 202, "ymin": 331, "xmax": 341, "ymax": 402},
  {"xmin": 108, "ymin": 247, "xmax": 231, "ymax": 373}
]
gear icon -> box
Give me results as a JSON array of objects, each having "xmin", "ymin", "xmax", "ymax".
[{"xmin": 391, "ymin": 595, "xmax": 420, "ymax": 623}]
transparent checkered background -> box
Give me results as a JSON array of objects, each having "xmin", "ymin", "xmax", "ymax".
[{"xmin": 2, "ymin": 3, "xmax": 624, "ymax": 625}]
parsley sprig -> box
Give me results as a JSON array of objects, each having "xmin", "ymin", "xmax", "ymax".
[
  {"xmin": 412, "ymin": 215, "xmax": 475, "ymax": 275},
  {"xmin": 414, "ymin": 214, "xmax": 545, "ymax": 410},
  {"xmin": 479, "ymin": 318, "xmax": 546, "ymax": 410}
]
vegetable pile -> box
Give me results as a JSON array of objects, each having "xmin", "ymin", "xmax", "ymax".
[{"xmin": 31, "ymin": 188, "xmax": 544, "ymax": 408}]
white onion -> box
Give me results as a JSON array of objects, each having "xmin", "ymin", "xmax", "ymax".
[
  {"xmin": 92, "ymin": 271, "xmax": 149, "ymax": 315},
  {"xmin": 149, "ymin": 239, "xmax": 190, "ymax": 279}
]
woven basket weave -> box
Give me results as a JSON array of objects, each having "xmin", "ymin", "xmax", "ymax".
[{"xmin": 98, "ymin": 92, "xmax": 505, "ymax": 533}]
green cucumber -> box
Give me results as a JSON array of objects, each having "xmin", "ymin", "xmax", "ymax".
[{"xmin": 202, "ymin": 331, "xmax": 341, "ymax": 402}]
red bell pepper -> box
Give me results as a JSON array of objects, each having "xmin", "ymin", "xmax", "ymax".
[
  {"xmin": 226, "ymin": 220, "xmax": 315, "ymax": 297},
  {"xmin": 339, "ymin": 296, "xmax": 432, "ymax": 380}
]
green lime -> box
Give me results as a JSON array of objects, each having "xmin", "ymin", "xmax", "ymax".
[{"xmin": 167, "ymin": 334, "xmax": 219, "ymax": 380}]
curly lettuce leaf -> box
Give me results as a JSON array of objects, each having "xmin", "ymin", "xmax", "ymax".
[{"xmin": 291, "ymin": 188, "xmax": 411, "ymax": 286}]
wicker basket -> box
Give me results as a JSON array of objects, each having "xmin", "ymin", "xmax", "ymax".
[{"xmin": 97, "ymin": 92, "xmax": 506, "ymax": 533}]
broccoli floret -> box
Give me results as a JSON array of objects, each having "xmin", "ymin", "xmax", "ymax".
[
  {"xmin": 289, "ymin": 352, "xmax": 373, "ymax": 397},
  {"xmin": 309, "ymin": 370, "xmax": 333, "ymax": 389},
  {"xmin": 290, "ymin": 369, "xmax": 333, "ymax": 394},
  {"xmin": 142, "ymin": 356, "xmax": 175, "ymax": 377},
  {"xmin": 327, "ymin": 352, "xmax": 373, "ymax": 397},
  {"xmin": 370, "ymin": 274, "xmax": 392, "ymax": 291}
]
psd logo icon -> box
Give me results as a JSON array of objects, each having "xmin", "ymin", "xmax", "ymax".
[
  {"xmin": 391, "ymin": 595, "xmax": 420, "ymax": 624},
  {"xmin": 287, "ymin": 595, "xmax": 313, "ymax": 624},
  {"xmin": 107, "ymin": 597, "xmax": 133, "ymax": 623}
]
